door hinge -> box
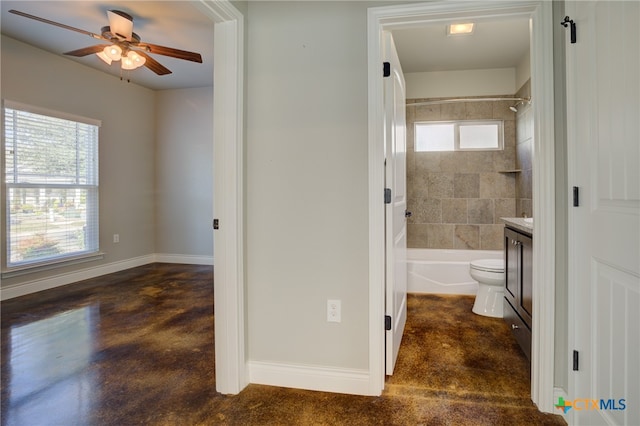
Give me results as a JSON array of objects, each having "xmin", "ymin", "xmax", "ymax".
[
  {"xmin": 384, "ymin": 188, "xmax": 392, "ymax": 204},
  {"xmin": 383, "ymin": 62, "xmax": 391, "ymax": 77},
  {"xmin": 561, "ymin": 16, "xmax": 577, "ymax": 44},
  {"xmin": 573, "ymin": 350, "xmax": 579, "ymax": 371},
  {"xmin": 573, "ymin": 186, "xmax": 579, "ymax": 207},
  {"xmin": 385, "ymin": 315, "xmax": 392, "ymax": 331},
  {"xmin": 213, "ymin": 219, "xmax": 219, "ymax": 230}
]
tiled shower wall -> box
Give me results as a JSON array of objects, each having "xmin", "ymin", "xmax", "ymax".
[
  {"xmin": 515, "ymin": 80, "xmax": 533, "ymax": 218},
  {"xmin": 406, "ymin": 97, "xmax": 517, "ymax": 250}
]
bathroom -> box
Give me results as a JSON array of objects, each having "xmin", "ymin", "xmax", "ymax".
[{"xmin": 392, "ymin": 19, "xmax": 534, "ymax": 308}]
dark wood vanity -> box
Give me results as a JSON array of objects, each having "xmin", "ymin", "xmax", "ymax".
[{"xmin": 503, "ymin": 225, "xmax": 533, "ymax": 360}]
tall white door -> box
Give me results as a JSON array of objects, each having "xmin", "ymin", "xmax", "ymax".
[
  {"xmin": 566, "ymin": 2, "xmax": 640, "ymax": 425},
  {"xmin": 384, "ymin": 31, "xmax": 408, "ymax": 375}
]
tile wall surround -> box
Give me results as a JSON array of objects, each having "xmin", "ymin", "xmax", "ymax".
[
  {"xmin": 406, "ymin": 95, "xmax": 524, "ymax": 251},
  {"xmin": 515, "ymin": 80, "xmax": 533, "ymax": 218}
]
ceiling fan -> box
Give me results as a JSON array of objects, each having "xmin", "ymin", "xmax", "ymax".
[{"xmin": 9, "ymin": 9, "xmax": 203, "ymax": 76}]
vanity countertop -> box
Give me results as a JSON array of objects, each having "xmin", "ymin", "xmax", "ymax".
[{"xmin": 501, "ymin": 217, "xmax": 533, "ymax": 235}]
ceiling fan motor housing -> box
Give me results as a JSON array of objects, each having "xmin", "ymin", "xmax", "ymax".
[{"xmin": 101, "ymin": 26, "xmax": 141, "ymax": 44}]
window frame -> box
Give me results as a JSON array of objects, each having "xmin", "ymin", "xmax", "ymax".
[
  {"xmin": 414, "ymin": 119, "xmax": 505, "ymax": 152},
  {"xmin": 3, "ymin": 100, "xmax": 102, "ymax": 273}
]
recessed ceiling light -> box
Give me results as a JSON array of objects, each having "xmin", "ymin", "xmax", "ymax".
[{"xmin": 447, "ymin": 23, "xmax": 475, "ymax": 36}]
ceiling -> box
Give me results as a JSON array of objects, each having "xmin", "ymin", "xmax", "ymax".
[
  {"xmin": 1, "ymin": 1, "xmax": 214, "ymax": 91},
  {"xmin": 392, "ymin": 17, "xmax": 530, "ymax": 73},
  {"xmin": 1, "ymin": 3, "xmax": 530, "ymax": 90}
]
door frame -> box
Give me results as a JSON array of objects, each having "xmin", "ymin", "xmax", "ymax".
[
  {"xmin": 367, "ymin": 1, "xmax": 557, "ymax": 412},
  {"xmin": 196, "ymin": 0, "xmax": 246, "ymax": 394}
]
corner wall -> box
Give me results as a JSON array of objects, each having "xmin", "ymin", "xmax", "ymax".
[{"xmin": 155, "ymin": 88, "xmax": 213, "ymax": 261}]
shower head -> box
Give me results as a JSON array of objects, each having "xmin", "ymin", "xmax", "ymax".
[{"xmin": 509, "ymin": 98, "xmax": 531, "ymax": 113}]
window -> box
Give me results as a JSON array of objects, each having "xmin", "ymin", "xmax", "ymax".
[
  {"xmin": 4, "ymin": 101, "xmax": 100, "ymax": 269},
  {"xmin": 415, "ymin": 120, "xmax": 503, "ymax": 152}
]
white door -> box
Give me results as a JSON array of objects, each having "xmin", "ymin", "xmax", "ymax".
[
  {"xmin": 566, "ymin": 2, "xmax": 640, "ymax": 425},
  {"xmin": 383, "ymin": 31, "xmax": 408, "ymax": 375}
]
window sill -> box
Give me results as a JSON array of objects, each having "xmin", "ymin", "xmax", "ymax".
[{"xmin": 1, "ymin": 252, "xmax": 105, "ymax": 279}]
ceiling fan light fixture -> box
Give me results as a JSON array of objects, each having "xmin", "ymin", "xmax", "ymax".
[
  {"xmin": 96, "ymin": 50, "xmax": 113, "ymax": 65},
  {"xmin": 127, "ymin": 51, "xmax": 146, "ymax": 68},
  {"xmin": 121, "ymin": 57, "xmax": 136, "ymax": 70},
  {"xmin": 121, "ymin": 51, "xmax": 145, "ymax": 70},
  {"xmin": 104, "ymin": 44, "xmax": 122, "ymax": 61}
]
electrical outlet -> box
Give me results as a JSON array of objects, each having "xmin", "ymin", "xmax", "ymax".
[
  {"xmin": 113, "ymin": 234, "xmax": 119, "ymax": 243},
  {"xmin": 327, "ymin": 299, "xmax": 341, "ymax": 323}
]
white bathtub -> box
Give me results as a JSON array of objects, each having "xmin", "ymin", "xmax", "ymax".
[{"xmin": 407, "ymin": 249, "xmax": 503, "ymax": 295}]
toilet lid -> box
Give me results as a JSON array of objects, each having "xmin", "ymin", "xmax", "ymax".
[{"xmin": 470, "ymin": 258, "xmax": 504, "ymax": 273}]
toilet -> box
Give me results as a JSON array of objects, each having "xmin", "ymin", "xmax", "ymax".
[{"xmin": 469, "ymin": 259, "xmax": 505, "ymax": 318}]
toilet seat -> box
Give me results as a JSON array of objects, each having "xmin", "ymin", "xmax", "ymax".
[{"xmin": 470, "ymin": 259, "xmax": 504, "ymax": 273}]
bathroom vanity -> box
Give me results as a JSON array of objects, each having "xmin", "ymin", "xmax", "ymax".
[{"xmin": 501, "ymin": 218, "xmax": 533, "ymax": 361}]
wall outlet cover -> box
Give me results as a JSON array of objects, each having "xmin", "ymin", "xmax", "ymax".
[{"xmin": 327, "ymin": 299, "xmax": 341, "ymax": 323}]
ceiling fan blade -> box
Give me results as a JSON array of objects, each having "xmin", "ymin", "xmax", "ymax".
[
  {"xmin": 136, "ymin": 51, "xmax": 172, "ymax": 75},
  {"xmin": 64, "ymin": 45, "xmax": 108, "ymax": 57},
  {"xmin": 137, "ymin": 43, "xmax": 203, "ymax": 63},
  {"xmin": 107, "ymin": 10, "xmax": 133, "ymax": 41},
  {"xmin": 9, "ymin": 10, "xmax": 106, "ymax": 41}
]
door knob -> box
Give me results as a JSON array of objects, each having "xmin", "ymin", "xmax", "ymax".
[{"xmin": 405, "ymin": 210, "xmax": 412, "ymax": 218}]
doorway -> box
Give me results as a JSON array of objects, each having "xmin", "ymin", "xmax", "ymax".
[{"xmin": 367, "ymin": 1, "xmax": 557, "ymax": 412}]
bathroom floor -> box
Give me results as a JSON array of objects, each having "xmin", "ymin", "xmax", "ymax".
[{"xmin": 1, "ymin": 264, "xmax": 566, "ymax": 425}]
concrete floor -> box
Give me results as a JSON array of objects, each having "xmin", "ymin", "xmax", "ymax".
[{"xmin": 1, "ymin": 263, "xmax": 566, "ymax": 425}]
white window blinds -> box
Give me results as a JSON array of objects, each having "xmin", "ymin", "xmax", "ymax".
[{"xmin": 4, "ymin": 101, "xmax": 100, "ymax": 268}]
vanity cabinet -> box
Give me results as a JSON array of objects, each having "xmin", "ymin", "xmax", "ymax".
[{"xmin": 503, "ymin": 226, "xmax": 532, "ymax": 360}]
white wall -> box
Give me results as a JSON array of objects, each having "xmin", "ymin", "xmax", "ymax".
[
  {"xmin": 246, "ymin": 1, "xmax": 371, "ymax": 370},
  {"xmin": 405, "ymin": 68, "xmax": 516, "ymax": 99},
  {"xmin": 155, "ymin": 88, "xmax": 213, "ymax": 259}
]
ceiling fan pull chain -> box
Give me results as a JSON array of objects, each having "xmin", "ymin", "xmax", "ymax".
[{"xmin": 119, "ymin": 68, "xmax": 131, "ymax": 83}]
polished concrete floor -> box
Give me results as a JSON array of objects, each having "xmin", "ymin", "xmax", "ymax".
[{"xmin": 1, "ymin": 263, "xmax": 566, "ymax": 425}]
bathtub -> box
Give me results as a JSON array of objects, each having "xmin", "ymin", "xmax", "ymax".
[{"xmin": 407, "ymin": 248, "xmax": 503, "ymax": 295}]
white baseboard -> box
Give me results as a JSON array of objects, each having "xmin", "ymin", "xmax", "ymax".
[
  {"xmin": 1, "ymin": 255, "xmax": 155, "ymax": 301},
  {"xmin": 248, "ymin": 361, "xmax": 372, "ymax": 396},
  {"xmin": 0, "ymin": 253, "xmax": 214, "ymax": 301},
  {"xmin": 154, "ymin": 254, "xmax": 214, "ymax": 265}
]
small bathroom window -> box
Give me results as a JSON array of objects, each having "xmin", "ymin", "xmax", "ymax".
[{"xmin": 415, "ymin": 120, "xmax": 504, "ymax": 152}]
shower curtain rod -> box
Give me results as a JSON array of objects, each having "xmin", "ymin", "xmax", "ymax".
[{"xmin": 407, "ymin": 97, "xmax": 531, "ymax": 107}]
